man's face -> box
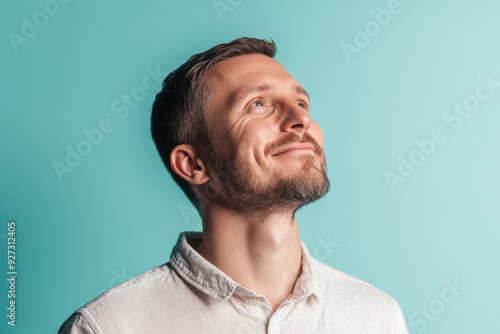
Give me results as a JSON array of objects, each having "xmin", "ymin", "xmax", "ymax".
[{"xmin": 201, "ymin": 53, "xmax": 329, "ymax": 213}]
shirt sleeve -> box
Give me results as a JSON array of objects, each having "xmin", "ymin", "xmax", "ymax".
[{"xmin": 58, "ymin": 312, "xmax": 98, "ymax": 334}]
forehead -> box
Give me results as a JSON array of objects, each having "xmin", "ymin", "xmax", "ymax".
[{"xmin": 203, "ymin": 54, "xmax": 301, "ymax": 101}]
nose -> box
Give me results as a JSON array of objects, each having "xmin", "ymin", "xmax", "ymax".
[{"xmin": 279, "ymin": 101, "xmax": 311, "ymax": 134}]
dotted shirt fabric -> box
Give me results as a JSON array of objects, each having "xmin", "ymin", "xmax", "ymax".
[{"xmin": 58, "ymin": 231, "xmax": 409, "ymax": 334}]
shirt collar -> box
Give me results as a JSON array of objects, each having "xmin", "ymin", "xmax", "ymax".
[{"xmin": 169, "ymin": 231, "xmax": 321, "ymax": 304}]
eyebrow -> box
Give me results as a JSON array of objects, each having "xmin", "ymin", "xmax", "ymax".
[
  {"xmin": 294, "ymin": 86, "xmax": 310, "ymax": 100},
  {"xmin": 229, "ymin": 83, "xmax": 310, "ymax": 109}
]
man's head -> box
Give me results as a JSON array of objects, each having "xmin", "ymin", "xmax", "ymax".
[{"xmin": 151, "ymin": 37, "xmax": 329, "ymax": 214}]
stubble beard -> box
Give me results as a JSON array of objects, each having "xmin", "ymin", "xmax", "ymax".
[{"xmin": 206, "ymin": 136, "xmax": 330, "ymax": 215}]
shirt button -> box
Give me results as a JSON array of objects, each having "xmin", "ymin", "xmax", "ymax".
[
  {"xmin": 270, "ymin": 315, "xmax": 279, "ymax": 326},
  {"xmin": 299, "ymin": 286, "xmax": 307, "ymax": 295}
]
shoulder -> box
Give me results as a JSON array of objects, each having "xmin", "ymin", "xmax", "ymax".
[
  {"xmin": 82, "ymin": 261, "xmax": 175, "ymax": 310},
  {"xmin": 310, "ymin": 258, "xmax": 408, "ymax": 332},
  {"xmin": 311, "ymin": 257, "xmax": 402, "ymax": 312},
  {"xmin": 59, "ymin": 262, "xmax": 177, "ymax": 333}
]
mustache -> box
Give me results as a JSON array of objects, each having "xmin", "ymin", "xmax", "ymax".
[{"xmin": 265, "ymin": 133, "xmax": 323, "ymax": 157}]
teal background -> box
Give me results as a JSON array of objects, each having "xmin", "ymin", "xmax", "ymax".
[{"xmin": 1, "ymin": 0, "xmax": 499, "ymax": 333}]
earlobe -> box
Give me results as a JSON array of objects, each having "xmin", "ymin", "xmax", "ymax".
[{"xmin": 170, "ymin": 145, "xmax": 210, "ymax": 185}]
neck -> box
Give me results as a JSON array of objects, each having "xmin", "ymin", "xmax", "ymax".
[{"xmin": 195, "ymin": 202, "xmax": 303, "ymax": 312}]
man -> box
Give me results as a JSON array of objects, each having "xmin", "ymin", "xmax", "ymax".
[{"xmin": 59, "ymin": 37, "xmax": 409, "ymax": 333}]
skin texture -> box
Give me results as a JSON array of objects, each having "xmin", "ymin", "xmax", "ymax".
[{"xmin": 170, "ymin": 54, "xmax": 328, "ymax": 312}]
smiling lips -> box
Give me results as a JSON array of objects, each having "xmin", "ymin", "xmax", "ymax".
[{"xmin": 272, "ymin": 143, "xmax": 316, "ymax": 156}]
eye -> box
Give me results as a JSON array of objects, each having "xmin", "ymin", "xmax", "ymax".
[
  {"xmin": 297, "ymin": 100, "xmax": 309, "ymax": 109},
  {"xmin": 251, "ymin": 99, "xmax": 265, "ymax": 107},
  {"xmin": 245, "ymin": 98, "xmax": 274, "ymax": 115}
]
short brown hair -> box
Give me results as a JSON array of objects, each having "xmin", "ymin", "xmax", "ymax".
[{"xmin": 150, "ymin": 37, "xmax": 277, "ymax": 211}]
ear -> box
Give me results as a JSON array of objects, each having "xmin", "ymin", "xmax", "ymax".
[{"xmin": 170, "ymin": 144, "xmax": 210, "ymax": 185}]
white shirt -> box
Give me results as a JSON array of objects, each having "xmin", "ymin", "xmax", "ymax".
[{"xmin": 58, "ymin": 231, "xmax": 409, "ymax": 333}]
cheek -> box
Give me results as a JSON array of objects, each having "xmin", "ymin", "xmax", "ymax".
[
  {"xmin": 227, "ymin": 107, "xmax": 275, "ymax": 142},
  {"xmin": 256, "ymin": 127, "xmax": 273, "ymax": 142},
  {"xmin": 247, "ymin": 125, "xmax": 274, "ymax": 164},
  {"xmin": 310, "ymin": 121, "xmax": 325, "ymax": 146},
  {"xmin": 230, "ymin": 123, "xmax": 275, "ymax": 170},
  {"xmin": 229, "ymin": 116, "xmax": 274, "ymax": 150}
]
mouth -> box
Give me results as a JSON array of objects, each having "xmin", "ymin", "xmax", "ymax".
[{"xmin": 272, "ymin": 143, "xmax": 316, "ymax": 156}]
